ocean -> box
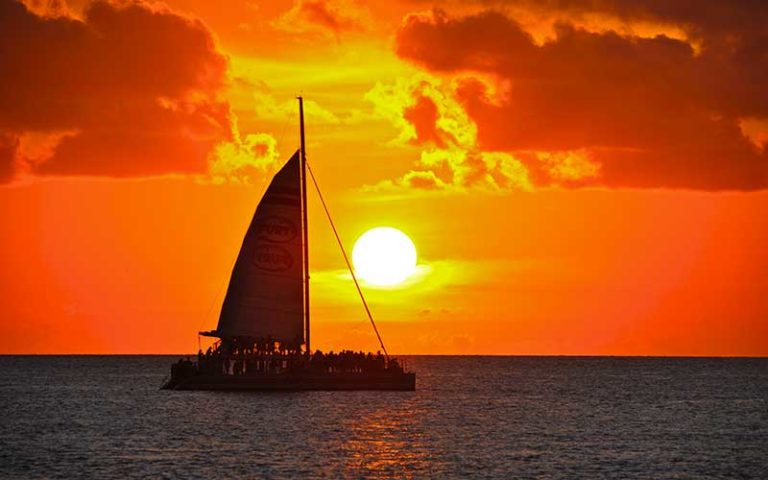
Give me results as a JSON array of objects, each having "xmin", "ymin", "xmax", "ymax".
[{"xmin": 0, "ymin": 356, "xmax": 766, "ymax": 479}]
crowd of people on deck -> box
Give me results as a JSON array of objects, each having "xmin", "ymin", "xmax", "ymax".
[{"xmin": 174, "ymin": 338, "xmax": 403, "ymax": 377}]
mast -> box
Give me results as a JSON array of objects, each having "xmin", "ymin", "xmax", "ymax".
[{"xmin": 298, "ymin": 96, "xmax": 310, "ymax": 354}]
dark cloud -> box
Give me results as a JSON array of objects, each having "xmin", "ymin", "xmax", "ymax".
[
  {"xmin": 277, "ymin": 0, "xmax": 366, "ymax": 37},
  {"xmin": 0, "ymin": 0, "xmax": 231, "ymax": 181},
  {"xmin": 0, "ymin": 134, "xmax": 18, "ymax": 183},
  {"xmin": 395, "ymin": 8, "xmax": 768, "ymax": 190},
  {"xmin": 499, "ymin": 0, "xmax": 768, "ymax": 42},
  {"xmin": 409, "ymin": 0, "xmax": 768, "ymax": 45},
  {"xmin": 403, "ymin": 94, "xmax": 448, "ymax": 148},
  {"xmin": 300, "ymin": 0, "xmax": 362, "ymax": 33}
]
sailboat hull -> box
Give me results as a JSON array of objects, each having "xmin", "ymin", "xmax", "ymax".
[{"xmin": 162, "ymin": 372, "xmax": 416, "ymax": 391}]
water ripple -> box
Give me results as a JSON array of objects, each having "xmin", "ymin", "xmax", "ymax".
[{"xmin": 1, "ymin": 356, "xmax": 766, "ymax": 479}]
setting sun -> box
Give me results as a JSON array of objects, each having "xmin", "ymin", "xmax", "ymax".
[{"xmin": 352, "ymin": 227, "xmax": 417, "ymax": 287}]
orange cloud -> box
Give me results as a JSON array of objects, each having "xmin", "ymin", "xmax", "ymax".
[
  {"xmin": 490, "ymin": 0, "xmax": 767, "ymax": 46},
  {"xmin": 0, "ymin": 134, "xmax": 18, "ymax": 183},
  {"xmin": 208, "ymin": 127, "xmax": 281, "ymax": 184},
  {"xmin": 739, "ymin": 117, "xmax": 768, "ymax": 151},
  {"xmin": 274, "ymin": 0, "xmax": 369, "ymax": 38},
  {"xmin": 367, "ymin": 74, "xmax": 594, "ymax": 191},
  {"xmin": 0, "ymin": 0, "xmax": 232, "ymax": 182},
  {"xmin": 403, "ymin": 95, "xmax": 447, "ymax": 148},
  {"xmin": 19, "ymin": 0, "xmax": 71, "ymax": 16},
  {"xmin": 396, "ymin": 8, "xmax": 768, "ymax": 190},
  {"xmin": 537, "ymin": 149, "xmax": 600, "ymax": 186},
  {"xmin": 301, "ymin": 0, "xmax": 362, "ymax": 33}
]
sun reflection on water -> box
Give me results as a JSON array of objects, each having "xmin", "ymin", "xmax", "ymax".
[{"xmin": 337, "ymin": 403, "xmax": 430, "ymax": 479}]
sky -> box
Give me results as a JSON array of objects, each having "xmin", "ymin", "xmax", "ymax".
[{"xmin": 1, "ymin": 0, "xmax": 766, "ymax": 355}]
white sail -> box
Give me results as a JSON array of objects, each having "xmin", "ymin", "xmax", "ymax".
[{"xmin": 215, "ymin": 150, "xmax": 305, "ymax": 344}]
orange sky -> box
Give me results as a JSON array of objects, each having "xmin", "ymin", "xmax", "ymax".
[{"xmin": 1, "ymin": 0, "xmax": 767, "ymax": 355}]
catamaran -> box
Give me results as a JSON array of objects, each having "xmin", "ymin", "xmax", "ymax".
[{"xmin": 162, "ymin": 98, "xmax": 415, "ymax": 391}]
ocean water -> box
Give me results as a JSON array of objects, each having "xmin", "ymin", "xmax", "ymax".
[{"xmin": 0, "ymin": 356, "xmax": 766, "ymax": 479}]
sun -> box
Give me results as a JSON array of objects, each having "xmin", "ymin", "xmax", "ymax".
[{"xmin": 352, "ymin": 227, "xmax": 417, "ymax": 287}]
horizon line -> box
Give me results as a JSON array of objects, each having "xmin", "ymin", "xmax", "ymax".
[{"xmin": 2, "ymin": 353, "xmax": 766, "ymax": 359}]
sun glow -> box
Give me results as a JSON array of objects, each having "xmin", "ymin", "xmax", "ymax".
[{"xmin": 352, "ymin": 227, "xmax": 417, "ymax": 287}]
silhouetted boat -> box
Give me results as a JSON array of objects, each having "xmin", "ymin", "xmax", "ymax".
[{"xmin": 162, "ymin": 98, "xmax": 415, "ymax": 391}]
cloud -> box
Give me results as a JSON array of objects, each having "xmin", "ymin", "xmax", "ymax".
[
  {"xmin": 493, "ymin": 0, "xmax": 768, "ymax": 46},
  {"xmin": 408, "ymin": 0, "xmax": 768, "ymax": 49},
  {"xmin": 19, "ymin": 0, "xmax": 72, "ymax": 16},
  {"xmin": 0, "ymin": 0, "xmax": 236, "ymax": 182},
  {"xmin": 0, "ymin": 134, "xmax": 18, "ymax": 183},
  {"xmin": 366, "ymin": 76, "xmax": 470, "ymax": 144},
  {"xmin": 367, "ymin": 74, "xmax": 586, "ymax": 192},
  {"xmin": 403, "ymin": 95, "xmax": 447, "ymax": 148},
  {"xmin": 537, "ymin": 149, "xmax": 600, "ymax": 185},
  {"xmin": 739, "ymin": 118, "xmax": 768, "ymax": 151},
  {"xmin": 251, "ymin": 84, "xmax": 340, "ymax": 124},
  {"xmin": 208, "ymin": 124, "xmax": 281, "ymax": 184},
  {"xmin": 394, "ymin": 8, "xmax": 768, "ymax": 190},
  {"xmin": 274, "ymin": 0, "xmax": 369, "ymax": 38}
]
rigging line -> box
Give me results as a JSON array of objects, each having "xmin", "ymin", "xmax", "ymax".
[{"xmin": 305, "ymin": 160, "xmax": 390, "ymax": 360}]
